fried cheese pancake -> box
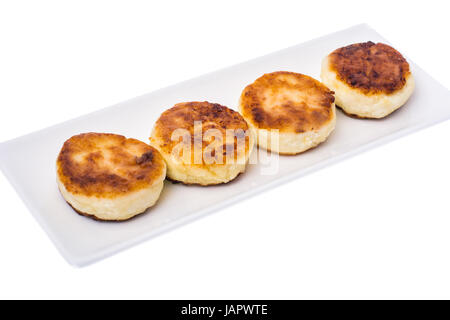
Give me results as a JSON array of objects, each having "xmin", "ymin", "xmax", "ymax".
[
  {"xmin": 321, "ymin": 42, "xmax": 414, "ymax": 118},
  {"xmin": 150, "ymin": 102, "xmax": 254, "ymax": 185},
  {"xmin": 239, "ymin": 71, "xmax": 336, "ymax": 154},
  {"xmin": 56, "ymin": 133, "xmax": 166, "ymax": 221}
]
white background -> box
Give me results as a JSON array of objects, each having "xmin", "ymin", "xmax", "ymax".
[{"xmin": 1, "ymin": 0, "xmax": 449, "ymax": 299}]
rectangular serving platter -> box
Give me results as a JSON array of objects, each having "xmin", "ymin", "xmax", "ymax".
[{"xmin": 1, "ymin": 24, "xmax": 450, "ymax": 266}]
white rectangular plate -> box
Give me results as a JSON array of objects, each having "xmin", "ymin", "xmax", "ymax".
[{"xmin": 1, "ymin": 24, "xmax": 450, "ymax": 267}]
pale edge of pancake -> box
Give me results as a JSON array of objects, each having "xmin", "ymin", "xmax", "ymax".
[{"xmin": 56, "ymin": 166, "xmax": 166, "ymax": 221}]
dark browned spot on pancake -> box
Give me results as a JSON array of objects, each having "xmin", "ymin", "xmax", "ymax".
[
  {"xmin": 329, "ymin": 42, "xmax": 411, "ymax": 94},
  {"xmin": 136, "ymin": 151, "xmax": 154, "ymax": 165}
]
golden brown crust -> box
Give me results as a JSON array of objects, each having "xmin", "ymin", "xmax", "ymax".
[
  {"xmin": 328, "ymin": 42, "xmax": 411, "ymax": 95},
  {"xmin": 239, "ymin": 71, "xmax": 335, "ymax": 133},
  {"xmin": 57, "ymin": 133, "xmax": 165, "ymax": 198},
  {"xmin": 150, "ymin": 102, "xmax": 252, "ymax": 165}
]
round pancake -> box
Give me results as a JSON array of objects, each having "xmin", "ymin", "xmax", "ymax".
[
  {"xmin": 321, "ymin": 41, "xmax": 414, "ymax": 118},
  {"xmin": 56, "ymin": 133, "xmax": 166, "ymax": 221},
  {"xmin": 239, "ymin": 71, "xmax": 336, "ymax": 154},
  {"xmin": 150, "ymin": 101, "xmax": 254, "ymax": 185}
]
